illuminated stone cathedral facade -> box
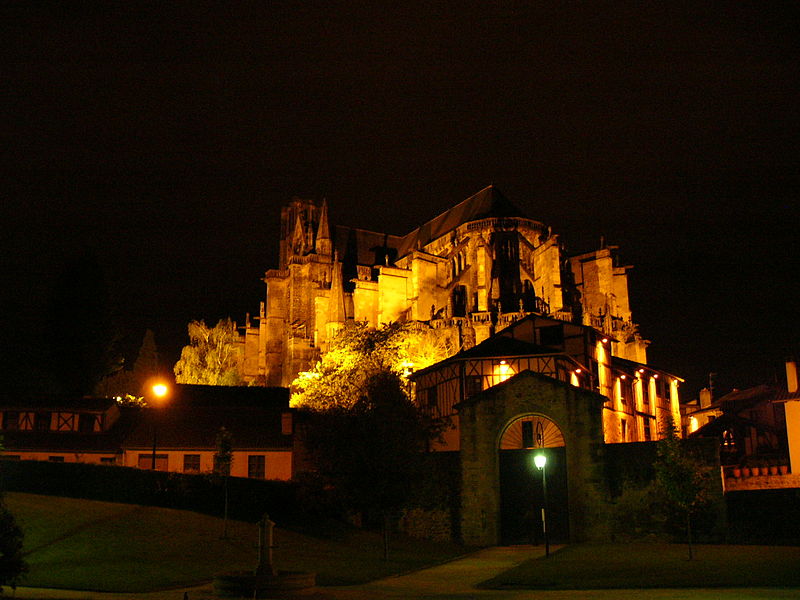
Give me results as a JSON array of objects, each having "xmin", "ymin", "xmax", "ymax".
[{"xmin": 241, "ymin": 186, "xmax": 681, "ymax": 444}]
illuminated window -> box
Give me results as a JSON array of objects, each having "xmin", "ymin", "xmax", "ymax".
[
  {"xmin": 722, "ymin": 429, "xmax": 736, "ymax": 448},
  {"xmin": 183, "ymin": 454, "xmax": 201, "ymax": 473},
  {"xmin": 494, "ymin": 361, "xmax": 514, "ymax": 384},
  {"xmin": 248, "ymin": 455, "xmax": 266, "ymax": 479}
]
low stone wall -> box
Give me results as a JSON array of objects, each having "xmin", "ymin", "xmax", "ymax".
[
  {"xmin": 397, "ymin": 507, "xmax": 453, "ymax": 542},
  {"xmin": 724, "ymin": 471, "xmax": 800, "ymax": 491}
]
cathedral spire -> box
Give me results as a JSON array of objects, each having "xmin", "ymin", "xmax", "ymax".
[
  {"xmin": 315, "ymin": 199, "xmax": 332, "ymax": 256},
  {"xmin": 328, "ymin": 250, "xmax": 346, "ymax": 324},
  {"xmin": 292, "ymin": 211, "xmax": 306, "ymax": 256}
]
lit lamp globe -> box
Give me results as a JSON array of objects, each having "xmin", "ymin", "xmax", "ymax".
[
  {"xmin": 534, "ymin": 454, "xmax": 547, "ymax": 470},
  {"xmin": 151, "ymin": 383, "xmax": 169, "ymax": 405}
]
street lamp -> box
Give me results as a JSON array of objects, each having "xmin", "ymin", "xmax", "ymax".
[
  {"xmin": 150, "ymin": 382, "xmax": 169, "ymax": 470},
  {"xmin": 534, "ymin": 453, "xmax": 550, "ymax": 558}
]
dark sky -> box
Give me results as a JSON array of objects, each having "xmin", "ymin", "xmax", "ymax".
[{"xmin": 3, "ymin": 3, "xmax": 799, "ymax": 399}]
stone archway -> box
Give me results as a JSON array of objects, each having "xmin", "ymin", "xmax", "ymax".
[
  {"xmin": 498, "ymin": 414, "xmax": 568, "ymax": 544},
  {"xmin": 458, "ymin": 371, "xmax": 608, "ymax": 546}
]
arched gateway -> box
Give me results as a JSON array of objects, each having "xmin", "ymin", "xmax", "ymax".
[
  {"xmin": 498, "ymin": 414, "xmax": 568, "ymax": 544},
  {"xmin": 458, "ymin": 370, "xmax": 608, "ymax": 546}
]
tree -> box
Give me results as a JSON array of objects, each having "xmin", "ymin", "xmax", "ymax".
[
  {"xmin": 95, "ymin": 328, "xmax": 161, "ymax": 398},
  {"xmin": 291, "ymin": 321, "xmax": 454, "ymax": 410},
  {"xmin": 0, "ymin": 439, "xmax": 27, "ymax": 590},
  {"xmin": 214, "ymin": 426, "xmax": 233, "ymax": 539},
  {"xmin": 174, "ymin": 319, "xmax": 243, "ymax": 385},
  {"xmin": 653, "ymin": 416, "xmax": 714, "ymax": 559},
  {"xmin": 0, "ymin": 502, "xmax": 26, "ymax": 592},
  {"xmin": 302, "ymin": 370, "xmax": 441, "ymax": 559}
]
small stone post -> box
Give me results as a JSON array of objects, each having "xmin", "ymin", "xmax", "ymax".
[{"xmin": 255, "ymin": 513, "xmax": 276, "ymax": 578}]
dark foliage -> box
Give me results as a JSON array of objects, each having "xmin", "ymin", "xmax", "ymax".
[
  {"xmin": 0, "ymin": 500, "xmax": 27, "ymax": 591},
  {"xmin": 0, "ymin": 460, "xmax": 304, "ymax": 526},
  {"xmin": 302, "ymin": 371, "xmax": 440, "ymax": 521}
]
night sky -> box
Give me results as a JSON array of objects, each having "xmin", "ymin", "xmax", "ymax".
[{"xmin": 3, "ymin": 3, "xmax": 799, "ymax": 399}]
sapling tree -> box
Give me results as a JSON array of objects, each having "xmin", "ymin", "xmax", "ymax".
[
  {"xmin": 214, "ymin": 427, "xmax": 234, "ymax": 538},
  {"xmin": 653, "ymin": 416, "xmax": 713, "ymax": 559}
]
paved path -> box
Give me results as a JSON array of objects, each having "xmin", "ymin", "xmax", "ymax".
[{"xmin": 12, "ymin": 545, "xmax": 800, "ymax": 600}]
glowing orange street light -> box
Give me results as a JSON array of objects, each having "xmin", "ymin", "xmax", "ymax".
[{"xmin": 150, "ymin": 382, "xmax": 170, "ymax": 470}]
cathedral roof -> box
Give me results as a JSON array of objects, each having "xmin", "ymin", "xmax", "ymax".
[
  {"xmin": 330, "ymin": 186, "xmax": 531, "ymax": 268},
  {"xmin": 396, "ymin": 185, "xmax": 529, "ymax": 258}
]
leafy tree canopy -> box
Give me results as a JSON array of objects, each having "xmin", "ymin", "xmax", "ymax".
[
  {"xmin": 291, "ymin": 321, "xmax": 455, "ymax": 410},
  {"xmin": 174, "ymin": 319, "xmax": 243, "ymax": 386},
  {"xmin": 303, "ymin": 371, "xmax": 437, "ymax": 516},
  {"xmin": 95, "ymin": 328, "xmax": 161, "ymax": 398}
]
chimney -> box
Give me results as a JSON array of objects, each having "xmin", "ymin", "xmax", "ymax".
[
  {"xmin": 786, "ymin": 359, "xmax": 798, "ymax": 394},
  {"xmin": 699, "ymin": 388, "xmax": 712, "ymax": 409}
]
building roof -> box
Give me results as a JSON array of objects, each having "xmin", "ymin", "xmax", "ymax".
[
  {"xmin": 690, "ymin": 410, "xmax": 783, "ymax": 439},
  {"xmin": 410, "ymin": 333, "xmax": 579, "ymax": 379},
  {"xmin": 168, "ymin": 384, "xmax": 289, "ymax": 408},
  {"xmin": 457, "ymin": 335, "xmax": 561, "ymax": 360},
  {"xmin": 122, "ymin": 405, "xmax": 292, "ymax": 450},
  {"xmin": 714, "ymin": 384, "xmax": 776, "ymax": 412},
  {"xmin": 0, "ymin": 396, "xmax": 118, "ymax": 411},
  {"xmin": 396, "ymin": 186, "xmax": 535, "ymax": 258},
  {"xmin": 610, "ymin": 356, "xmax": 684, "ymax": 381}
]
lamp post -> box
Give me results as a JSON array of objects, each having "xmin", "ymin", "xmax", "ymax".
[
  {"xmin": 534, "ymin": 453, "xmax": 550, "ymax": 558},
  {"xmin": 150, "ymin": 382, "xmax": 169, "ymax": 470}
]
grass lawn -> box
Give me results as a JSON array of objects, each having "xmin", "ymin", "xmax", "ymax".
[
  {"xmin": 7, "ymin": 492, "xmax": 468, "ymax": 592},
  {"xmin": 479, "ymin": 542, "xmax": 800, "ymax": 590}
]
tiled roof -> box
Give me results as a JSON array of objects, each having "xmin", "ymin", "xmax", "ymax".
[
  {"xmin": 396, "ymin": 186, "xmax": 531, "ymax": 258},
  {"xmin": 169, "ymin": 384, "xmax": 289, "ymax": 408},
  {"xmin": 121, "ymin": 405, "xmax": 292, "ymax": 450},
  {"xmin": 0, "ymin": 396, "xmax": 117, "ymax": 411}
]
